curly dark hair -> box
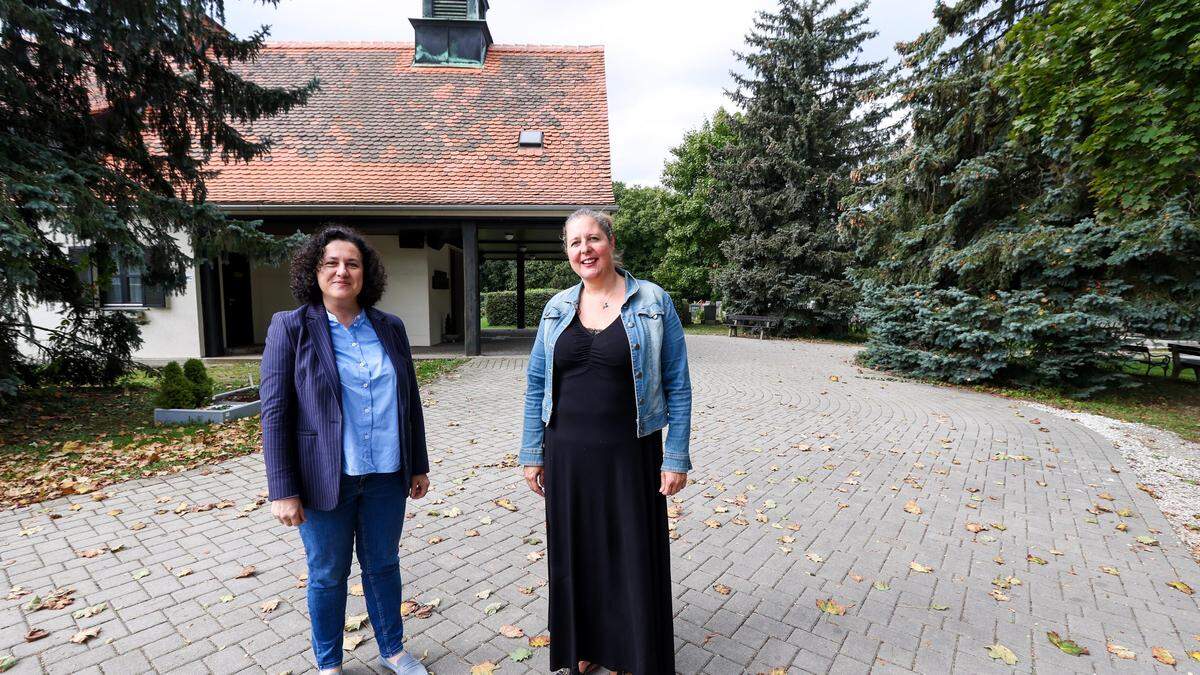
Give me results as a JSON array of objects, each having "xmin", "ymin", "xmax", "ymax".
[{"xmin": 289, "ymin": 226, "xmax": 388, "ymax": 307}]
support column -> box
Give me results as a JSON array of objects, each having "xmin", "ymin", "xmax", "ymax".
[
  {"xmin": 516, "ymin": 246, "xmax": 526, "ymax": 329},
  {"xmin": 463, "ymin": 221, "xmax": 481, "ymax": 356}
]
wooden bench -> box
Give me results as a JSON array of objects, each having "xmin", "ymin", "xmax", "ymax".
[
  {"xmin": 1168, "ymin": 342, "xmax": 1200, "ymax": 380},
  {"xmin": 724, "ymin": 314, "xmax": 781, "ymax": 339}
]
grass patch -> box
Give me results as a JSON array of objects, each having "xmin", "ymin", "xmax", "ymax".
[
  {"xmin": 0, "ymin": 358, "xmax": 465, "ymax": 507},
  {"xmin": 683, "ymin": 323, "xmax": 729, "ymax": 336},
  {"xmin": 979, "ymin": 373, "xmax": 1200, "ymax": 443}
]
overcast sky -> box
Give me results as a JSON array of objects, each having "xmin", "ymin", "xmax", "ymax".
[{"xmin": 223, "ymin": 0, "xmax": 938, "ymax": 186}]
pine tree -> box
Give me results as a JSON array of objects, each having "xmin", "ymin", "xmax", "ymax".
[
  {"xmin": 712, "ymin": 0, "xmax": 896, "ymax": 335},
  {"xmin": 0, "ymin": 0, "xmax": 317, "ymax": 398},
  {"xmin": 846, "ymin": 0, "xmax": 1200, "ymax": 394}
]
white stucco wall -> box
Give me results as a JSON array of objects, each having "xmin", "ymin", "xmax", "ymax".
[{"xmin": 21, "ymin": 233, "xmax": 204, "ymax": 362}]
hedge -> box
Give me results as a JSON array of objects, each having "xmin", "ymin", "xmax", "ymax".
[{"xmin": 483, "ymin": 289, "xmax": 561, "ymax": 326}]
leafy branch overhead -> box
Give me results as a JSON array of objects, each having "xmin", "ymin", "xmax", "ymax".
[{"xmin": 0, "ymin": 0, "xmax": 317, "ymax": 398}]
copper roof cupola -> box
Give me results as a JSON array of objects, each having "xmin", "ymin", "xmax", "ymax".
[{"xmin": 411, "ymin": 0, "xmax": 493, "ymax": 67}]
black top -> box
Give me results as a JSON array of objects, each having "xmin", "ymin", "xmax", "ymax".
[{"xmin": 548, "ymin": 315, "xmax": 637, "ymax": 442}]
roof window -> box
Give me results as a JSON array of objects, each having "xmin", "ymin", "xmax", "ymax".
[{"xmin": 518, "ymin": 130, "xmax": 544, "ymax": 148}]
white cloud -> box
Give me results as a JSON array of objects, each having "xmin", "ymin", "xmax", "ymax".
[{"xmin": 223, "ymin": 0, "xmax": 937, "ymax": 186}]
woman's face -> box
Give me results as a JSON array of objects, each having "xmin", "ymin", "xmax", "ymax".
[
  {"xmin": 316, "ymin": 239, "xmax": 364, "ymax": 304},
  {"xmin": 564, "ymin": 216, "xmax": 615, "ymax": 283}
]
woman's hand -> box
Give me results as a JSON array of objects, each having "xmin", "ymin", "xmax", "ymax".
[
  {"xmin": 409, "ymin": 474, "xmax": 430, "ymax": 500},
  {"xmin": 271, "ymin": 497, "xmax": 305, "ymax": 527},
  {"xmin": 659, "ymin": 471, "xmax": 686, "ymax": 497},
  {"xmin": 524, "ymin": 466, "xmax": 545, "ymax": 497}
]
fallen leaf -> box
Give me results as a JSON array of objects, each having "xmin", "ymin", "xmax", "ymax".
[
  {"xmin": 475, "ymin": 589, "xmax": 493, "ymax": 599},
  {"xmin": 528, "ymin": 635, "xmax": 550, "ymax": 648},
  {"xmin": 986, "ymin": 643, "xmax": 1018, "ymax": 665},
  {"xmin": 873, "ymin": 581, "xmax": 890, "ymax": 591},
  {"xmin": 1107, "ymin": 643, "xmax": 1136, "ymax": 660},
  {"xmin": 910, "ymin": 561, "xmax": 933, "ymax": 574},
  {"xmin": 70, "ymin": 626, "xmax": 100, "ymax": 644},
  {"xmin": 1153, "ymin": 647, "xmax": 1176, "ymax": 666},
  {"xmin": 471, "ymin": 662, "xmax": 498, "ymax": 675},
  {"xmin": 76, "ymin": 548, "xmax": 105, "ymax": 558},
  {"xmin": 713, "ymin": 583, "xmax": 732, "ymax": 595},
  {"xmin": 23, "ymin": 629, "xmax": 48, "ymax": 642},
  {"xmin": 261, "ymin": 598, "xmax": 281, "ymax": 613},
  {"xmin": 1188, "ymin": 650, "xmax": 1200, "ymax": 662},
  {"xmin": 1100, "ymin": 566, "xmax": 1121, "ymax": 576},
  {"xmin": 1098, "ymin": 492, "xmax": 1114, "ymax": 501},
  {"xmin": 816, "ymin": 598, "xmax": 846, "ymax": 616},
  {"xmin": 1027, "ymin": 554, "xmax": 1047, "ymax": 565},
  {"xmin": 703, "ymin": 519, "xmax": 722, "ymax": 529},
  {"xmin": 132, "ymin": 568, "xmax": 150, "ymax": 580},
  {"xmin": 903, "ymin": 500, "xmax": 922, "ymax": 515},
  {"xmin": 526, "ymin": 550, "xmax": 544, "ymax": 562},
  {"xmin": 988, "ymin": 589, "xmax": 1009, "ymax": 602},
  {"xmin": 1167, "ymin": 581, "xmax": 1193, "ymax": 595},
  {"xmin": 464, "ymin": 529, "xmax": 480, "ymax": 537},
  {"xmin": 1135, "ymin": 536, "xmax": 1159, "ymax": 546},
  {"xmin": 72, "ymin": 603, "xmax": 107, "ymax": 619},
  {"xmin": 345, "ymin": 613, "xmax": 369, "ymax": 631},
  {"xmin": 494, "ymin": 498, "xmax": 518, "ymax": 512},
  {"xmin": 0, "ymin": 656, "xmax": 16, "ymax": 672},
  {"xmin": 499, "ymin": 624, "xmax": 524, "ymax": 638},
  {"xmin": 509, "ymin": 647, "xmax": 534, "ymax": 662},
  {"xmin": 484, "ymin": 602, "xmax": 507, "ymax": 615},
  {"xmin": 343, "ymin": 634, "xmax": 365, "ymax": 651},
  {"xmin": 806, "ymin": 553, "xmax": 824, "ymax": 564},
  {"xmin": 234, "ymin": 565, "xmax": 256, "ymax": 579},
  {"xmin": 930, "ymin": 603, "xmax": 949, "ymax": 611},
  {"xmin": 966, "ymin": 522, "xmax": 986, "ymax": 533},
  {"xmin": 1047, "ymin": 631, "xmax": 1089, "ymax": 656},
  {"xmin": 849, "ymin": 573, "xmax": 864, "ymax": 582},
  {"xmin": 174, "ymin": 567, "xmax": 193, "ymax": 578},
  {"xmin": 427, "ymin": 536, "xmax": 444, "ymax": 545},
  {"xmin": 218, "ymin": 594, "xmax": 234, "ymax": 603}
]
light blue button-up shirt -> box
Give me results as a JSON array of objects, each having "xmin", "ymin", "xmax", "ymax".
[{"xmin": 327, "ymin": 310, "xmax": 402, "ymax": 476}]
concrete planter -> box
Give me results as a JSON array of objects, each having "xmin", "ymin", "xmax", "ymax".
[{"xmin": 153, "ymin": 386, "xmax": 261, "ymax": 425}]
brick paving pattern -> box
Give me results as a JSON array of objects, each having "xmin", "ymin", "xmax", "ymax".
[{"xmin": 2, "ymin": 336, "xmax": 1199, "ymax": 674}]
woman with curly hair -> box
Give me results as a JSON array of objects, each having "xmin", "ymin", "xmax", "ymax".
[{"xmin": 260, "ymin": 225, "xmax": 430, "ymax": 675}]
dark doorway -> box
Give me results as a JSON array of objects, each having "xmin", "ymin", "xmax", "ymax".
[
  {"xmin": 221, "ymin": 254, "xmax": 255, "ymax": 350},
  {"xmin": 449, "ymin": 248, "xmax": 464, "ymax": 338}
]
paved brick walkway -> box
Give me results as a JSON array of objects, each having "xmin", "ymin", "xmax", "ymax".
[{"xmin": 3, "ymin": 336, "xmax": 1199, "ymax": 674}]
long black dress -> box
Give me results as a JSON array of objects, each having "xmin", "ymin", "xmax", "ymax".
[{"xmin": 544, "ymin": 315, "xmax": 675, "ymax": 674}]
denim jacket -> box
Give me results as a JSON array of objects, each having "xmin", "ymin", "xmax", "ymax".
[{"xmin": 520, "ymin": 269, "xmax": 693, "ymax": 472}]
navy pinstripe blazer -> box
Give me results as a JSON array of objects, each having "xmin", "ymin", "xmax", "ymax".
[{"xmin": 260, "ymin": 303, "xmax": 429, "ymax": 511}]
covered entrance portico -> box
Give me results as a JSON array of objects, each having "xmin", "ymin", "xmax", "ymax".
[{"xmin": 197, "ymin": 208, "xmax": 574, "ymax": 358}]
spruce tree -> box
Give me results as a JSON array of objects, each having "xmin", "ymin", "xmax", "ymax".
[
  {"xmin": 712, "ymin": 0, "xmax": 895, "ymax": 335},
  {"xmin": 846, "ymin": 0, "xmax": 1200, "ymax": 394},
  {"xmin": 0, "ymin": 0, "xmax": 317, "ymax": 398}
]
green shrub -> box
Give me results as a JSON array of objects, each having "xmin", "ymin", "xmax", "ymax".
[
  {"xmin": 666, "ymin": 291, "xmax": 690, "ymax": 326},
  {"xmin": 483, "ymin": 288, "xmax": 561, "ymax": 326},
  {"xmin": 155, "ymin": 361, "xmax": 196, "ymax": 409},
  {"xmin": 855, "ymin": 282, "xmax": 1127, "ymax": 397},
  {"xmin": 182, "ymin": 358, "xmax": 213, "ymax": 405}
]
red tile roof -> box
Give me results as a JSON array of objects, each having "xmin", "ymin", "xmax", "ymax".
[{"xmin": 205, "ymin": 43, "xmax": 614, "ymax": 208}]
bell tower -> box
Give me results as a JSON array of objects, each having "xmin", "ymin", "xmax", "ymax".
[{"xmin": 410, "ymin": 0, "xmax": 493, "ymax": 67}]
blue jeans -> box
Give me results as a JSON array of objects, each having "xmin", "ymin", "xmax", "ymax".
[{"xmin": 298, "ymin": 472, "xmax": 408, "ymax": 668}]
